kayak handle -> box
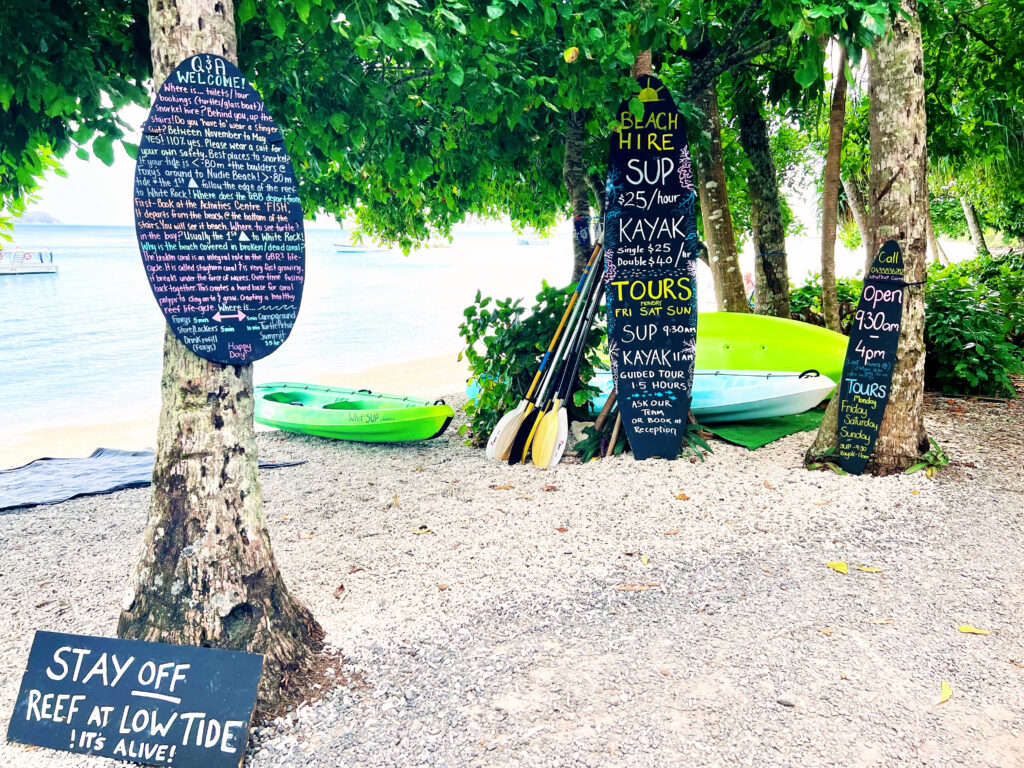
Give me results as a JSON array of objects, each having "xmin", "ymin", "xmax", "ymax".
[
  {"xmin": 357, "ymin": 388, "xmax": 372, "ymax": 394},
  {"xmin": 433, "ymin": 398, "xmax": 447, "ymax": 405},
  {"xmin": 798, "ymin": 369, "xmax": 820, "ymax": 379}
]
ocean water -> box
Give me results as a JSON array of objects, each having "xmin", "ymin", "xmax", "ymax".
[
  {"xmin": 1, "ymin": 222, "xmax": 909, "ymax": 440},
  {"xmin": 0, "ymin": 225, "xmax": 586, "ymax": 435}
]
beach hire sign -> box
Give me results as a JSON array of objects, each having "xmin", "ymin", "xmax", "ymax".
[
  {"xmin": 6, "ymin": 631, "xmax": 263, "ymax": 768},
  {"xmin": 836, "ymin": 240, "xmax": 906, "ymax": 474},
  {"xmin": 603, "ymin": 75, "xmax": 699, "ymax": 460},
  {"xmin": 133, "ymin": 54, "xmax": 305, "ymax": 365}
]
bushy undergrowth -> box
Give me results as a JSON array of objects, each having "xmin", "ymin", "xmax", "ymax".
[
  {"xmin": 924, "ymin": 252, "xmax": 1023, "ymax": 397},
  {"xmin": 788, "ymin": 272, "xmax": 863, "ymax": 332},
  {"xmin": 789, "ymin": 253, "xmax": 1023, "ymax": 398},
  {"xmin": 458, "ymin": 283, "xmax": 604, "ymax": 446}
]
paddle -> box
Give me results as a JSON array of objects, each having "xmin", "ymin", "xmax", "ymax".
[
  {"xmin": 492, "ymin": 243, "xmax": 603, "ymax": 461},
  {"xmin": 513, "ymin": 257, "xmax": 605, "ymax": 466},
  {"xmin": 532, "ymin": 261, "xmax": 606, "ymax": 468},
  {"xmin": 486, "ymin": 241, "xmax": 603, "ymax": 460}
]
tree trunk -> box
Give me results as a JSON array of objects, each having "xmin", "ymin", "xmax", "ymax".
[
  {"xmin": 841, "ymin": 174, "xmax": 874, "ymax": 274},
  {"xmin": 564, "ymin": 111, "xmax": 592, "ymax": 282},
  {"xmin": 820, "ymin": 45, "xmax": 848, "ymax": 332},
  {"xmin": 959, "ymin": 194, "xmax": 989, "ymax": 256},
  {"xmin": 734, "ymin": 67, "xmax": 789, "ymax": 317},
  {"xmin": 692, "ymin": 81, "xmax": 750, "ymax": 313},
  {"xmin": 807, "ymin": 0, "xmax": 929, "ymax": 475},
  {"xmin": 119, "ymin": 0, "xmax": 324, "ymax": 710},
  {"xmin": 926, "ymin": 207, "xmax": 949, "ymax": 265},
  {"xmin": 631, "ymin": 49, "xmax": 652, "ymax": 77}
]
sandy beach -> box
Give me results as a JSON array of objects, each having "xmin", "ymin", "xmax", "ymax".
[
  {"xmin": 1, "ymin": 393, "xmax": 1021, "ymax": 767},
  {"xmin": 0, "ymin": 353, "xmax": 468, "ymax": 469}
]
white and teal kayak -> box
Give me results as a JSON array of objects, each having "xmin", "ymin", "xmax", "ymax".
[{"xmin": 591, "ymin": 369, "xmax": 833, "ymax": 423}]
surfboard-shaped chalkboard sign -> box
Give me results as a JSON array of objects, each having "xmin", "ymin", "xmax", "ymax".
[
  {"xmin": 134, "ymin": 54, "xmax": 305, "ymax": 365},
  {"xmin": 603, "ymin": 75, "xmax": 699, "ymax": 460},
  {"xmin": 836, "ymin": 240, "xmax": 905, "ymax": 474}
]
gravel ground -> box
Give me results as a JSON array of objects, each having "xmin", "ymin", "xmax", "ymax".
[{"xmin": 1, "ymin": 395, "xmax": 1022, "ymax": 767}]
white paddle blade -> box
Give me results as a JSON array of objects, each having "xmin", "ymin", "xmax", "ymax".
[
  {"xmin": 494, "ymin": 408, "xmax": 529, "ymax": 462},
  {"xmin": 487, "ymin": 402, "xmax": 524, "ymax": 460},
  {"xmin": 547, "ymin": 407, "xmax": 571, "ymax": 468}
]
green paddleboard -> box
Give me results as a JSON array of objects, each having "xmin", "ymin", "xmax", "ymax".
[
  {"xmin": 255, "ymin": 383, "xmax": 454, "ymax": 442},
  {"xmin": 695, "ymin": 312, "xmax": 849, "ymax": 384}
]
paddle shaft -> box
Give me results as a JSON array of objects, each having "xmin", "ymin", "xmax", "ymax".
[
  {"xmin": 520, "ymin": 242, "xmax": 603, "ymax": 405},
  {"xmin": 516, "ymin": 260, "xmax": 605, "ymax": 465},
  {"xmin": 531, "ymin": 268, "xmax": 606, "ymax": 467}
]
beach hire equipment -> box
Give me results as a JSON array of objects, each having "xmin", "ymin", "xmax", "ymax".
[
  {"xmin": 532, "ymin": 256, "xmax": 607, "ymax": 468},
  {"xmin": 488, "ymin": 241, "xmax": 603, "ymax": 461},
  {"xmin": 508, "ymin": 254, "xmax": 605, "ymax": 465},
  {"xmin": 254, "ymin": 384, "xmax": 454, "ymax": 442}
]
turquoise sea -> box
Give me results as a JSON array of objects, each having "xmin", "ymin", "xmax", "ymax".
[{"xmin": 1, "ymin": 225, "xmax": 579, "ymax": 437}]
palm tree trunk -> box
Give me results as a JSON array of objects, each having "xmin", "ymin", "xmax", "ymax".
[
  {"xmin": 119, "ymin": 0, "xmax": 323, "ymax": 711},
  {"xmin": 692, "ymin": 81, "xmax": 750, "ymax": 313},
  {"xmin": 564, "ymin": 111, "xmax": 592, "ymax": 281},
  {"xmin": 959, "ymin": 194, "xmax": 989, "ymax": 256},
  {"xmin": 807, "ymin": 0, "xmax": 929, "ymax": 475},
  {"xmin": 842, "ymin": 174, "xmax": 874, "ymax": 273},
  {"xmin": 734, "ymin": 66, "xmax": 790, "ymax": 317},
  {"xmin": 820, "ymin": 45, "xmax": 848, "ymax": 332}
]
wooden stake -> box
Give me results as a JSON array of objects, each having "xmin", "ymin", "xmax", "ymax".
[
  {"xmin": 605, "ymin": 413, "xmax": 622, "ymax": 458},
  {"xmin": 594, "ymin": 390, "xmax": 617, "ymax": 433}
]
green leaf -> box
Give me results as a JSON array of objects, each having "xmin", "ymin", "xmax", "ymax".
[
  {"xmin": 486, "ymin": 5, "xmax": 504, "ymax": 19},
  {"xmin": 237, "ymin": 0, "xmax": 256, "ymax": 24},
  {"xmin": 448, "ymin": 65, "xmax": 465, "ymax": 87},
  {"xmin": 121, "ymin": 140, "xmax": 138, "ymax": 160},
  {"xmin": 268, "ymin": 6, "xmax": 286, "ymax": 39},
  {"xmin": 296, "ymin": 0, "xmax": 311, "ymax": 23},
  {"xmin": 93, "ymin": 135, "xmax": 115, "ymax": 166}
]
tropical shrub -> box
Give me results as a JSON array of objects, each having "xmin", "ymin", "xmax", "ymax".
[
  {"xmin": 788, "ymin": 272, "xmax": 863, "ymax": 332},
  {"xmin": 924, "ymin": 254, "xmax": 1023, "ymax": 397},
  {"xmin": 457, "ymin": 282, "xmax": 605, "ymax": 446}
]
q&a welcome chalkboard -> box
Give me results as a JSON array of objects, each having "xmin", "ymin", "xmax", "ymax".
[
  {"xmin": 134, "ymin": 54, "xmax": 305, "ymax": 365},
  {"xmin": 604, "ymin": 75, "xmax": 699, "ymax": 460},
  {"xmin": 7, "ymin": 631, "xmax": 262, "ymax": 768},
  {"xmin": 836, "ymin": 240, "xmax": 906, "ymax": 474}
]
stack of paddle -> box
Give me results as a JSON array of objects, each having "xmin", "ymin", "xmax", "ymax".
[{"xmin": 486, "ymin": 242, "xmax": 606, "ymax": 468}]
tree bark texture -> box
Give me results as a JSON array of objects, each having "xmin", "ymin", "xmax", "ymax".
[
  {"xmin": 564, "ymin": 111, "xmax": 592, "ymax": 282},
  {"xmin": 959, "ymin": 194, "xmax": 989, "ymax": 256},
  {"xmin": 820, "ymin": 45, "xmax": 848, "ymax": 332},
  {"xmin": 842, "ymin": 174, "xmax": 874, "ymax": 274},
  {"xmin": 119, "ymin": 0, "xmax": 324, "ymax": 709},
  {"xmin": 692, "ymin": 82, "xmax": 750, "ymax": 313},
  {"xmin": 926, "ymin": 207, "xmax": 948, "ymax": 265},
  {"xmin": 631, "ymin": 49, "xmax": 652, "ymax": 77},
  {"xmin": 807, "ymin": 0, "xmax": 929, "ymax": 475},
  {"xmin": 734, "ymin": 67, "xmax": 789, "ymax": 317}
]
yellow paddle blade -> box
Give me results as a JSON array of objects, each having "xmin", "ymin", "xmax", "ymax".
[
  {"xmin": 531, "ymin": 401, "xmax": 562, "ymax": 468},
  {"xmin": 517, "ymin": 404, "xmax": 548, "ymax": 464}
]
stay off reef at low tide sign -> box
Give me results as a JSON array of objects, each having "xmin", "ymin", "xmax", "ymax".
[{"xmin": 7, "ymin": 631, "xmax": 262, "ymax": 768}]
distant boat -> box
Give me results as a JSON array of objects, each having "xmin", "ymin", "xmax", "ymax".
[
  {"xmin": 0, "ymin": 250, "xmax": 58, "ymax": 275},
  {"xmin": 334, "ymin": 241, "xmax": 389, "ymax": 254}
]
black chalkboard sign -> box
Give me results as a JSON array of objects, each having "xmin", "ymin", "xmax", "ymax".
[
  {"xmin": 837, "ymin": 240, "xmax": 906, "ymax": 474},
  {"xmin": 603, "ymin": 75, "xmax": 699, "ymax": 460},
  {"xmin": 7, "ymin": 631, "xmax": 262, "ymax": 768},
  {"xmin": 134, "ymin": 54, "xmax": 305, "ymax": 364}
]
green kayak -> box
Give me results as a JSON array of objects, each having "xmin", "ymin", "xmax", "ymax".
[
  {"xmin": 254, "ymin": 383, "xmax": 454, "ymax": 442},
  {"xmin": 695, "ymin": 312, "xmax": 849, "ymax": 384}
]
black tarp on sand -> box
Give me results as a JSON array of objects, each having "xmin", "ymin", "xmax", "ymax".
[{"xmin": 0, "ymin": 448, "xmax": 303, "ymax": 511}]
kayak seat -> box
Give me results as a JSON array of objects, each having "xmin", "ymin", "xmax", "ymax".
[{"xmin": 263, "ymin": 391, "xmax": 320, "ymax": 406}]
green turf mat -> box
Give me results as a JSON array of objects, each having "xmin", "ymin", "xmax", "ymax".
[{"xmin": 701, "ymin": 409, "xmax": 826, "ymax": 451}]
